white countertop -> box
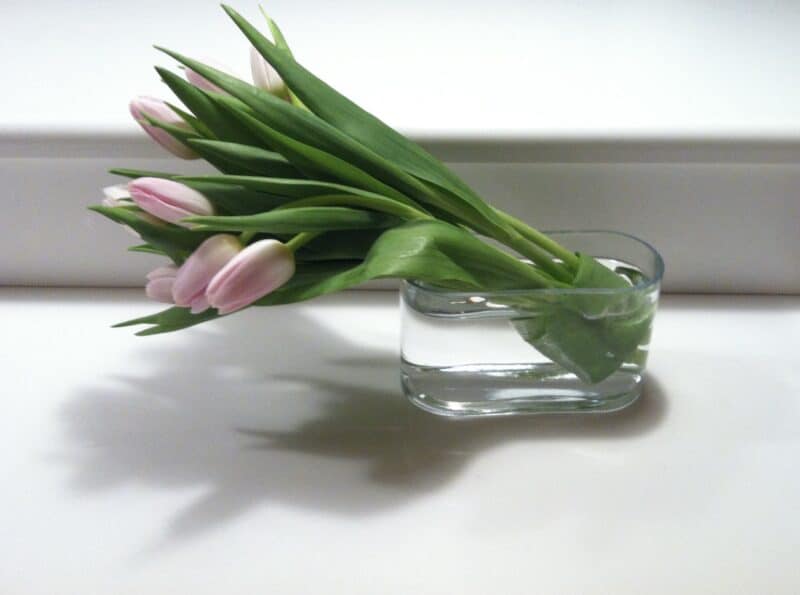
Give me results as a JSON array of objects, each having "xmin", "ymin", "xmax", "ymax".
[
  {"xmin": 1, "ymin": 289, "xmax": 799, "ymax": 594},
  {"xmin": 5, "ymin": 1, "xmax": 800, "ymax": 139}
]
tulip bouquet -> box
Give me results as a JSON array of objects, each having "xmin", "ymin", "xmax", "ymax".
[{"xmin": 93, "ymin": 5, "xmax": 656, "ymax": 384}]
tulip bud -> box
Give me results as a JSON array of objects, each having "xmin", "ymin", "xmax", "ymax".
[
  {"xmin": 128, "ymin": 178, "xmax": 215, "ymax": 227},
  {"xmin": 250, "ymin": 47, "xmax": 288, "ymax": 98},
  {"xmin": 172, "ymin": 234, "xmax": 242, "ymax": 313},
  {"xmin": 100, "ymin": 184, "xmax": 159, "ymax": 237},
  {"xmin": 206, "ymin": 239, "xmax": 295, "ymax": 315},
  {"xmin": 183, "ymin": 59, "xmax": 236, "ymax": 94},
  {"xmin": 129, "ymin": 96, "xmax": 199, "ymax": 159},
  {"xmin": 145, "ymin": 266, "xmax": 178, "ymax": 303},
  {"xmin": 101, "ymin": 184, "xmax": 131, "ymax": 208}
]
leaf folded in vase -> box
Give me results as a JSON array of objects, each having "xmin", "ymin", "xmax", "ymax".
[{"xmin": 511, "ymin": 255, "xmax": 656, "ymax": 383}]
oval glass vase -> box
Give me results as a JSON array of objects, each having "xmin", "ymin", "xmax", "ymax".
[{"xmin": 400, "ymin": 231, "xmax": 664, "ymax": 417}]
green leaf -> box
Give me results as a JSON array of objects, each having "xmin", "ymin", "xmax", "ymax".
[
  {"xmin": 573, "ymin": 253, "xmax": 632, "ymax": 290},
  {"xmin": 295, "ymin": 230, "xmax": 381, "ymax": 261},
  {"xmin": 186, "ymin": 139, "xmax": 302, "ymax": 178},
  {"xmin": 187, "ymin": 206, "xmax": 400, "ymax": 233},
  {"xmin": 220, "ymin": 5, "xmax": 507, "ymax": 232},
  {"xmin": 175, "ymin": 174, "xmax": 419, "ymax": 205},
  {"xmin": 156, "ymin": 66, "xmax": 264, "ymax": 146},
  {"xmin": 259, "ymin": 220, "xmax": 556, "ymax": 307},
  {"xmin": 514, "ymin": 303, "xmax": 654, "ymax": 384},
  {"xmin": 511, "ymin": 256, "xmax": 655, "ymax": 383},
  {"xmin": 140, "ymin": 111, "xmax": 258, "ymax": 175},
  {"xmin": 156, "ymin": 47, "xmax": 440, "ymax": 213},
  {"xmin": 139, "ymin": 112, "xmax": 202, "ymax": 147},
  {"xmin": 89, "ymin": 205, "xmax": 210, "ymax": 263},
  {"xmin": 110, "ymin": 168, "xmax": 180, "ymax": 180},
  {"xmin": 181, "ymin": 180, "xmax": 288, "ymax": 215},
  {"xmin": 117, "ymin": 222, "xmax": 558, "ymax": 335},
  {"xmin": 128, "ymin": 243, "xmax": 167, "ymax": 256},
  {"xmin": 275, "ymin": 194, "xmax": 426, "ymax": 221},
  {"xmin": 261, "ymin": 6, "xmax": 293, "ymax": 55},
  {"xmin": 211, "ymin": 102, "xmax": 415, "ymax": 203},
  {"xmin": 165, "ymin": 101, "xmax": 215, "ymax": 138},
  {"xmin": 113, "ymin": 305, "xmax": 220, "ymax": 336}
]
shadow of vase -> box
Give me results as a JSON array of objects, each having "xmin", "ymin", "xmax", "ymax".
[{"xmin": 61, "ymin": 294, "xmax": 667, "ymax": 545}]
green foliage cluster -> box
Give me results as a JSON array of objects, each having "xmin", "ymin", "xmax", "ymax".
[{"xmin": 94, "ymin": 6, "xmax": 656, "ymax": 382}]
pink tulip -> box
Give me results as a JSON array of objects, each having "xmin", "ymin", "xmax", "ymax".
[
  {"xmin": 128, "ymin": 178, "xmax": 214, "ymax": 227},
  {"xmin": 172, "ymin": 234, "xmax": 242, "ymax": 313},
  {"xmin": 206, "ymin": 239, "xmax": 295, "ymax": 315},
  {"xmin": 250, "ymin": 47, "xmax": 288, "ymax": 98},
  {"xmin": 129, "ymin": 96, "xmax": 199, "ymax": 159},
  {"xmin": 145, "ymin": 266, "xmax": 178, "ymax": 303},
  {"xmin": 183, "ymin": 59, "xmax": 236, "ymax": 94}
]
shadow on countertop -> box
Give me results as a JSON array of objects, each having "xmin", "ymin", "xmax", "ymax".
[{"xmin": 61, "ymin": 296, "xmax": 667, "ymax": 547}]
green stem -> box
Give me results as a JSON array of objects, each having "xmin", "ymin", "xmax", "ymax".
[
  {"xmin": 275, "ymin": 194, "xmax": 432, "ymax": 221},
  {"xmin": 503, "ymin": 231, "xmax": 574, "ymax": 283},
  {"xmin": 495, "ymin": 209, "xmax": 580, "ymax": 270},
  {"xmin": 416, "ymin": 184, "xmax": 575, "ymax": 282},
  {"xmin": 488, "ymin": 244, "xmax": 571, "ymax": 289},
  {"xmin": 239, "ymin": 230, "xmax": 256, "ymax": 244},
  {"xmin": 460, "ymin": 214, "xmax": 573, "ymax": 283},
  {"xmin": 286, "ymin": 231, "xmax": 320, "ymax": 252}
]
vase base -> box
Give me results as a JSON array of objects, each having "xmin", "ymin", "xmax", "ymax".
[{"xmin": 401, "ymin": 361, "xmax": 642, "ymax": 418}]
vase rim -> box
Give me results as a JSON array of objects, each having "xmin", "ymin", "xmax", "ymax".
[{"xmin": 406, "ymin": 229, "xmax": 664, "ymax": 297}]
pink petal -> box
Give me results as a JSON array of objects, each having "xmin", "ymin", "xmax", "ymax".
[
  {"xmin": 250, "ymin": 47, "xmax": 288, "ymax": 98},
  {"xmin": 130, "ymin": 191, "xmax": 194, "ymax": 225},
  {"xmin": 172, "ymin": 234, "xmax": 241, "ymax": 307},
  {"xmin": 207, "ymin": 239, "xmax": 295, "ymax": 314},
  {"xmin": 145, "ymin": 277, "xmax": 176, "ymax": 303},
  {"xmin": 128, "ymin": 178, "xmax": 214, "ymax": 227},
  {"xmin": 189, "ymin": 294, "xmax": 210, "ymax": 314},
  {"xmin": 129, "ymin": 96, "xmax": 199, "ymax": 160},
  {"xmin": 146, "ymin": 265, "xmax": 178, "ymax": 281},
  {"xmin": 185, "ymin": 68, "xmax": 226, "ymax": 94}
]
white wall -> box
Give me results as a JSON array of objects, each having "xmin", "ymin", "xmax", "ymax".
[{"xmin": 4, "ymin": 0, "xmax": 800, "ymax": 137}]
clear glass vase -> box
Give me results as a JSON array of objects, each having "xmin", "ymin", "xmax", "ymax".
[{"xmin": 400, "ymin": 231, "xmax": 664, "ymax": 417}]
